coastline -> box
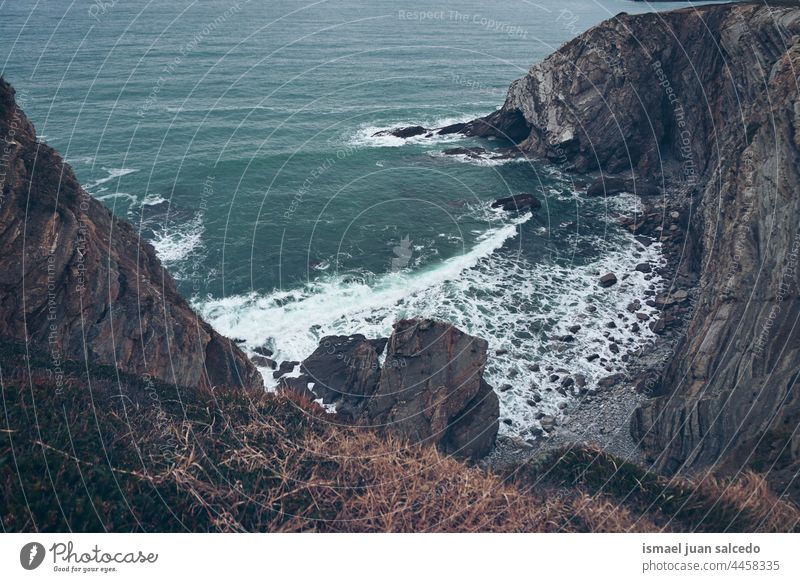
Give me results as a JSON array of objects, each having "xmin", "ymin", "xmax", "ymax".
[{"xmin": 488, "ymin": 168, "xmax": 699, "ymax": 469}]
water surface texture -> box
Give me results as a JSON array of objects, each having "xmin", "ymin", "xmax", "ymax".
[{"xmin": 0, "ymin": 0, "xmax": 699, "ymax": 433}]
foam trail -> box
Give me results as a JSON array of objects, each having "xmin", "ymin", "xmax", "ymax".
[
  {"xmin": 197, "ymin": 214, "xmax": 530, "ymax": 366},
  {"xmin": 86, "ymin": 167, "xmax": 139, "ymax": 189},
  {"xmin": 196, "ymin": 209, "xmax": 665, "ymax": 438}
]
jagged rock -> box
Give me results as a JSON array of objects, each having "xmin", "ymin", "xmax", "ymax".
[
  {"xmin": 273, "ymin": 360, "xmax": 299, "ymax": 379},
  {"xmin": 437, "ymin": 122, "xmax": 467, "ymax": 135},
  {"xmin": 299, "ymin": 334, "xmax": 384, "ymax": 408},
  {"xmin": 366, "ymin": 319, "xmax": 499, "ymax": 460},
  {"xmin": 372, "ymin": 125, "xmax": 427, "ymax": 138},
  {"xmin": 251, "ymin": 355, "xmax": 277, "ymax": 369},
  {"xmin": 253, "ymin": 345, "xmax": 274, "ymax": 357},
  {"xmin": 442, "ymin": 146, "xmax": 487, "ymax": 158},
  {"xmin": 627, "ymin": 300, "xmax": 642, "ymax": 313},
  {"xmin": 462, "ymin": 2, "xmax": 800, "ymax": 487},
  {"xmin": 491, "ymin": 193, "xmax": 541, "ymax": 212},
  {"xmin": 0, "ymin": 78, "xmax": 262, "ymax": 393}
]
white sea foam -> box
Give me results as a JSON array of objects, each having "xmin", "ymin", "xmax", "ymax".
[
  {"xmin": 196, "ymin": 205, "xmax": 665, "ymax": 438},
  {"xmin": 86, "ymin": 167, "xmax": 139, "ymax": 189},
  {"xmin": 95, "ymin": 191, "xmax": 138, "ymax": 204},
  {"xmin": 150, "ymin": 212, "xmax": 204, "ymax": 270},
  {"xmin": 428, "ymin": 150, "xmax": 529, "ymax": 167},
  {"xmin": 347, "ymin": 114, "xmax": 478, "ymax": 149}
]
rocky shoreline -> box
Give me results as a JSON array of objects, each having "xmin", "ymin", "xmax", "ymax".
[{"xmin": 246, "ymin": 3, "xmax": 800, "ymax": 497}]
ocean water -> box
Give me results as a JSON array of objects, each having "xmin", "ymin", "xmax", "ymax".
[{"xmin": 0, "ymin": 0, "xmax": 696, "ymax": 435}]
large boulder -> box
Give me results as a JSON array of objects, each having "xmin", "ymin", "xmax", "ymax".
[
  {"xmin": 278, "ymin": 334, "xmax": 385, "ymax": 419},
  {"xmin": 367, "ymin": 319, "xmax": 499, "ymax": 460},
  {"xmin": 279, "ymin": 319, "xmax": 499, "ymax": 460}
]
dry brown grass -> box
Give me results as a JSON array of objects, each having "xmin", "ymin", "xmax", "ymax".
[{"xmin": 1, "ymin": 344, "xmax": 798, "ymax": 532}]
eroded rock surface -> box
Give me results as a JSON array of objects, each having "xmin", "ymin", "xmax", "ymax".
[{"xmin": 278, "ymin": 319, "xmax": 499, "ymax": 460}]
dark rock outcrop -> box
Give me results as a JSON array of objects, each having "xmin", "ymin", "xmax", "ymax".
[
  {"xmin": 470, "ymin": 3, "xmax": 800, "ymax": 483},
  {"xmin": 278, "ymin": 334, "xmax": 384, "ymax": 418},
  {"xmin": 491, "ymin": 193, "xmax": 541, "ymax": 212},
  {"xmin": 0, "ymin": 77, "xmax": 262, "ymax": 392},
  {"xmin": 372, "ymin": 125, "xmax": 427, "ymax": 139},
  {"xmin": 598, "ymin": 273, "xmax": 617, "ymax": 288},
  {"xmin": 368, "ymin": 319, "xmax": 499, "ymax": 460},
  {"xmin": 279, "ymin": 319, "xmax": 499, "ymax": 460},
  {"xmin": 585, "ymin": 176, "xmax": 659, "ymax": 197}
]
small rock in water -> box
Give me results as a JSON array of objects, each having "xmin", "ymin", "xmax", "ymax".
[
  {"xmin": 373, "ymin": 125, "xmax": 427, "ymax": 138},
  {"xmin": 253, "ymin": 345, "xmax": 274, "ymax": 357},
  {"xmin": 251, "ymin": 355, "xmax": 277, "ymax": 369},
  {"xmin": 568, "ymin": 324, "xmax": 581, "ymax": 334},
  {"xmin": 635, "ymin": 262, "xmax": 652, "ymax": 273},
  {"xmin": 599, "ymin": 272, "xmax": 618, "ymax": 287}
]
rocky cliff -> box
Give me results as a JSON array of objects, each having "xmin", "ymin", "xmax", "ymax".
[
  {"xmin": 466, "ymin": 3, "xmax": 800, "ymax": 481},
  {"xmin": 0, "ymin": 78, "xmax": 262, "ymax": 392}
]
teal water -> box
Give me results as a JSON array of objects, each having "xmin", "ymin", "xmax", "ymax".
[{"xmin": 0, "ymin": 0, "xmax": 697, "ymax": 433}]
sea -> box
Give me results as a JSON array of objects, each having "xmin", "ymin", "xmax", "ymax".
[{"xmin": 0, "ymin": 0, "xmax": 701, "ymax": 435}]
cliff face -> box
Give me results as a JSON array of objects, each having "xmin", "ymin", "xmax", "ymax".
[
  {"xmin": 0, "ymin": 78, "xmax": 262, "ymax": 392},
  {"xmin": 469, "ymin": 4, "xmax": 800, "ymax": 478}
]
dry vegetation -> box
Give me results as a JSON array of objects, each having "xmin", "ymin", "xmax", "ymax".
[{"xmin": 1, "ymin": 343, "xmax": 798, "ymax": 532}]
